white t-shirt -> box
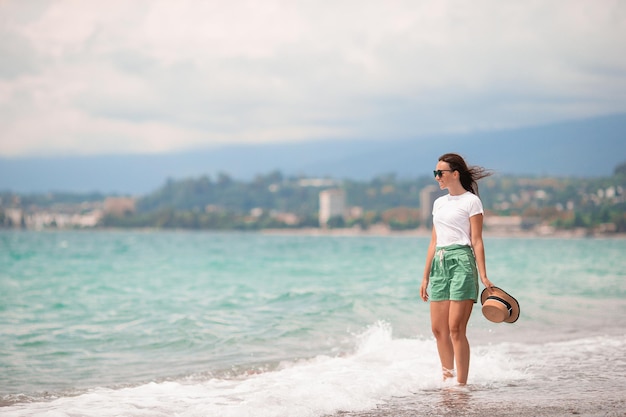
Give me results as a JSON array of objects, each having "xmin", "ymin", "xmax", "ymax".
[{"xmin": 432, "ymin": 191, "xmax": 484, "ymax": 247}]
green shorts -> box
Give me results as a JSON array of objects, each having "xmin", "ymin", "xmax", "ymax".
[{"xmin": 429, "ymin": 244, "xmax": 479, "ymax": 302}]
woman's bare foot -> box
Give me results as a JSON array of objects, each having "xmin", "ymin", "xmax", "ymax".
[{"xmin": 442, "ymin": 367, "xmax": 456, "ymax": 381}]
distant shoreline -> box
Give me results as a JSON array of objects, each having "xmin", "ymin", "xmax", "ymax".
[
  {"xmin": 260, "ymin": 226, "xmax": 626, "ymax": 239},
  {"xmin": 3, "ymin": 226, "xmax": 625, "ymax": 239}
]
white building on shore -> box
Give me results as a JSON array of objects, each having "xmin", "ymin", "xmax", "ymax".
[{"xmin": 319, "ymin": 189, "xmax": 346, "ymax": 227}]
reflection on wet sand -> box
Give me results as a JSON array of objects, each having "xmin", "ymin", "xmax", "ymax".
[{"xmin": 439, "ymin": 386, "xmax": 472, "ymax": 412}]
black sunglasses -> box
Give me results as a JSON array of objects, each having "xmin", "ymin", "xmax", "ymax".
[{"xmin": 433, "ymin": 169, "xmax": 454, "ymax": 178}]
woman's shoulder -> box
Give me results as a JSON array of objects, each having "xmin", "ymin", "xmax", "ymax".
[
  {"xmin": 460, "ymin": 191, "xmax": 482, "ymax": 202},
  {"xmin": 461, "ymin": 192, "xmax": 484, "ymax": 213},
  {"xmin": 433, "ymin": 193, "xmax": 449, "ymax": 206}
]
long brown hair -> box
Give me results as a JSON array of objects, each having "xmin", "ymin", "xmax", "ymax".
[{"xmin": 438, "ymin": 153, "xmax": 492, "ymax": 195}]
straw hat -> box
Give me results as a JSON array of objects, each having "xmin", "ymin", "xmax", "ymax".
[{"xmin": 480, "ymin": 287, "xmax": 520, "ymax": 323}]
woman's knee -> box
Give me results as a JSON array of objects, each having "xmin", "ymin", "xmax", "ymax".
[
  {"xmin": 448, "ymin": 324, "xmax": 467, "ymax": 341},
  {"xmin": 431, "ymin": 324, "xmax": 449, "ymax": 340}
]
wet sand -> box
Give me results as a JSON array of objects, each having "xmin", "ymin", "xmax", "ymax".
[{"xmin": 331, "ymin": 388, "xmax": 626, "ymax": 417}]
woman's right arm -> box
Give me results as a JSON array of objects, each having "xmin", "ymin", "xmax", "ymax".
[{"xmin": 420, "ymin": 226, "xmax": 437, "ymax": 302}]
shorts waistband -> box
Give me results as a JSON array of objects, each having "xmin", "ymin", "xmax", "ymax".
[
  {"xmin": 435, "ymin": 244, "xmax": 472, "ymax": 252},
  {"xmin": 435, "ymin": 244, "xmax": 473, "ymax": 268}
]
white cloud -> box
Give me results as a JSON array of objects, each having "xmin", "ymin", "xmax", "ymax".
[{"xmin": 0, "ymin": 0, "xmax": 625, "ymax": 156}]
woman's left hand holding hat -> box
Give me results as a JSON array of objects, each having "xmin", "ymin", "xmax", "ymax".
[{"xmin": 481, "ymin": 276, "xmax": 495, "ymax": 294}]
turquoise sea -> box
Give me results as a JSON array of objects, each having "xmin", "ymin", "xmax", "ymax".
[{"xmin": 1, "ymin": 230, "xmax": 625, "ymax": 416}]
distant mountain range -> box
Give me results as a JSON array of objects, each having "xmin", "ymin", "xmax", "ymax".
[{"xmin": 2, "ymin": 113, "xmax": 625, "ymax": 195}]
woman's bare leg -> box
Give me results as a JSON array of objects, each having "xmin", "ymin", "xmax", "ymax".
[
  {"xmin": 448, "ymin": 300, "xmax": 474, "ymax": 384},
  {"xmin": 430, "ymin": 300, "xmax": 454, "ymax": 379}
]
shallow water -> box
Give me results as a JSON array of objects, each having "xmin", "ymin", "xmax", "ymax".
[{"xmin": 1, "ymin": 231, "xmax": 624, "ymax": 416}]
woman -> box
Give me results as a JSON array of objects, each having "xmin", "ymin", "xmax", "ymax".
[{"xmin": 419, "ymin": 153, "xmax": 494, "ymax": 385}]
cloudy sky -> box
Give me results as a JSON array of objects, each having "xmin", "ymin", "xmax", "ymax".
[{"xmin": 1, "ymin": 0, "xmax": 625, "ymax": 157}]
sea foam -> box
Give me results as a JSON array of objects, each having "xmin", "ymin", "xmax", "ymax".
[{"xmin": 3, "ymin": 321, "xmax": 534, "ymax": 417}]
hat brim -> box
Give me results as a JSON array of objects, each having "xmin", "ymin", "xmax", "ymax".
[{"xmin": 480, "ymin": 286, "xmax": 520, "ymax": 323}]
